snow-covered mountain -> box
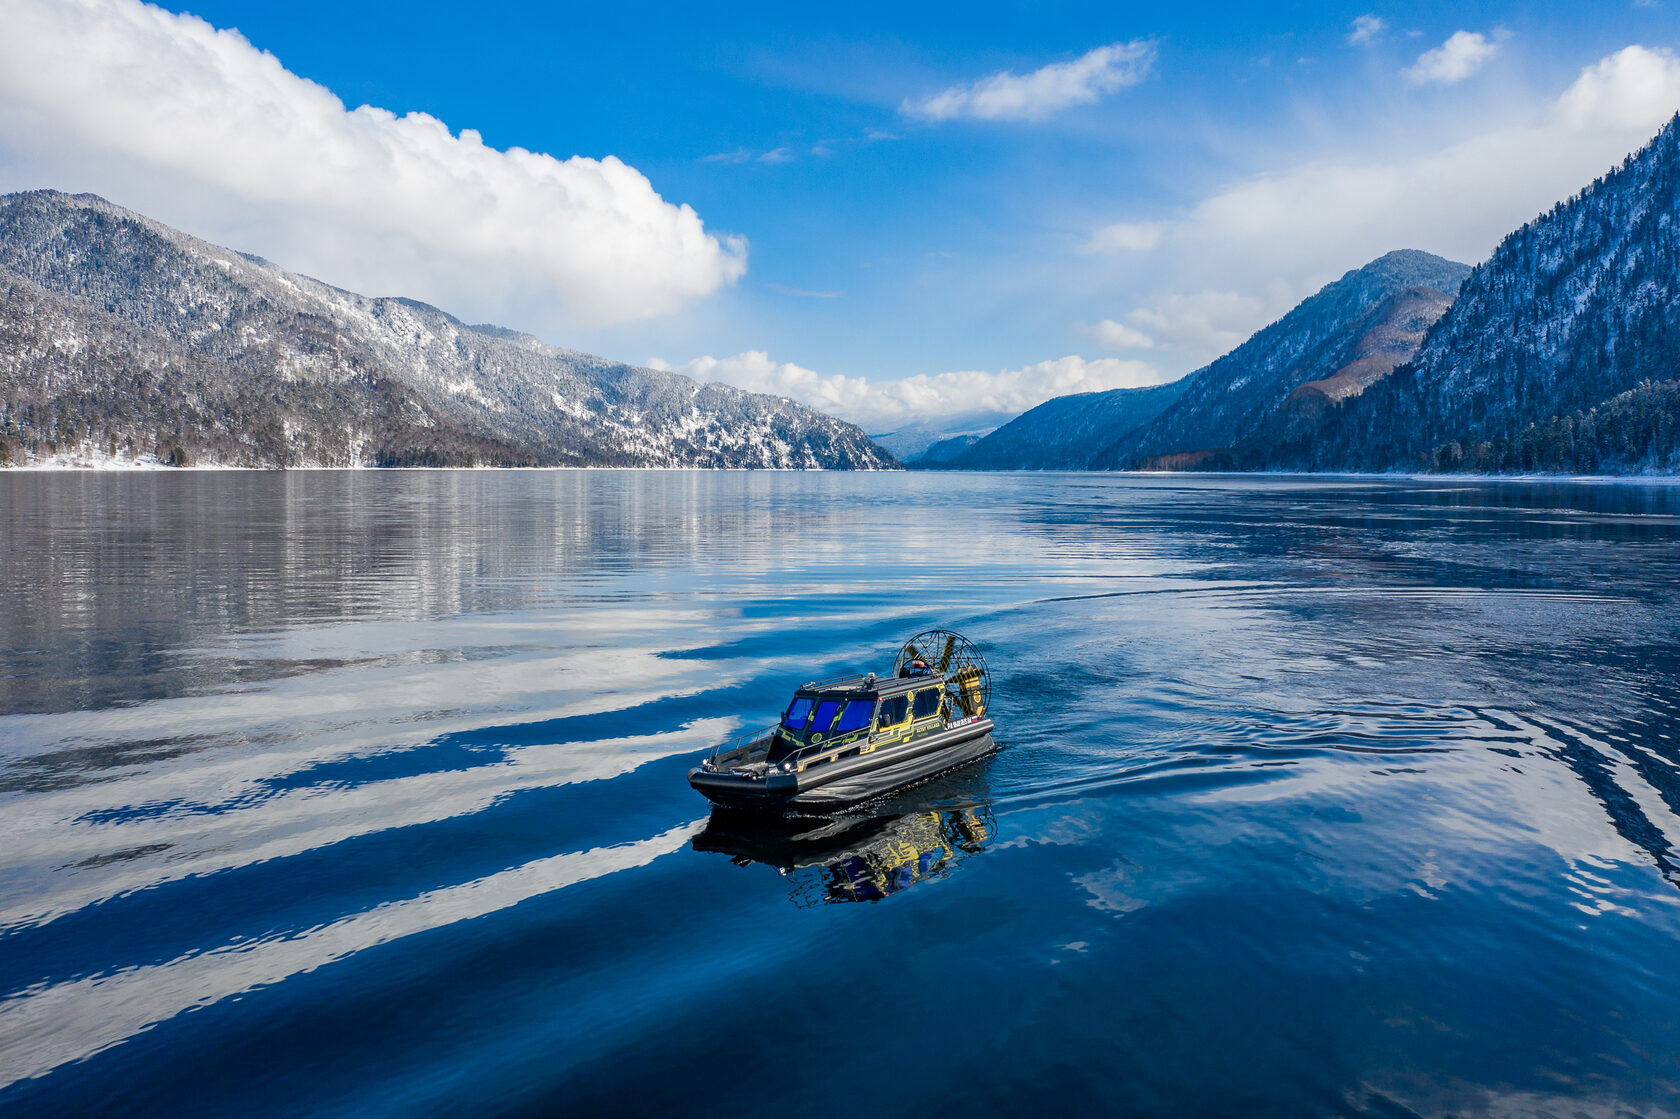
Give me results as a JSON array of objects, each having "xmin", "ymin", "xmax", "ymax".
[
  {"xmin": 869, "ymin": 423, "xmax": 990, "ymax": 465},
  {"xmin": 1091, "ymin": 250, "xmax": 1471, "ymax": 470},
  {"xmin": 0, "ymin": 191, "xmax": 895, "ymax": 469},
  {"xmin": 1300, "ymin": 113, "xmax": 1680, "ymax": 473},
  {"xmin": 929, "ymin": 380, "xmax": 1187, "ymax": 470},
  {"xmin": 868, "ymin": 424, "xmax": 951, "ymax": 462}
]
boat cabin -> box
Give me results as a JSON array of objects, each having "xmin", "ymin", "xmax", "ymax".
[{"xmin": 767, "ymin": 667, "xmax": 977, "ymax": 768}]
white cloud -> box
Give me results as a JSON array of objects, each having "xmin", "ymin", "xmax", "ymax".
[
  {"xmin": 1070, "ymin": 294, "xmax": 1300, "ymax": 373},
  {"xmin": 1185, "ymin": 45, "xmax": 1679, "ymax": 262},
  {"xmin": 1556, "ymin": 44, "xmax": 1680, "ymax": 129},
  {"xmin": 649, "ymin": 350, "xmax": 1166, "ymax": 431},
  {"xmin": 1404, "ymin": 30, "xmax": 1506, "ymax": 86},
  {"xmin": 1082, "ymin": 221, "xmax": 1163, "ymax": 253},
  {"xmin": 1348, "ymin": 15, "xmax": 1387, "ymax": 45},
  {"xmin": 1080, "ymin": 45, "xmax": 1680, "ymax": 368},
  {"xmin": 1080, "ymin": 319, "xmax": 1156, "ymax": 351},
  {"xmin": 0, "ymin": 0, "xmax": 747, "ymax": 329},
  {"xmin": 902, "ymin": 41, "xmax": 1155, "ymax": 122},
  {"xmin": 1122, "ymin": 285, "xmax": 1298, "ymax": 364}
]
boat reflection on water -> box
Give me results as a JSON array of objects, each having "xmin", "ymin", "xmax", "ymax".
[{"xmin": 692, "ymin": 768, "xmax": 997, "ymax": 906}]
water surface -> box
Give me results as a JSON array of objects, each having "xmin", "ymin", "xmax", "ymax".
[{"xmin": 3, "ymin": 471, "xmax": 1679, "ymax": 1117}]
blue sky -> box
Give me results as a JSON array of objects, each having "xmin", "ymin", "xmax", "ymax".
[{"xmin": 1, "ymin": 1, "xmax": 1678, "ymax": 431}]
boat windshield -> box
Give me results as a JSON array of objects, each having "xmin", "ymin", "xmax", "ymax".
[
  {"xmin": 782, "ymin": 697, "xmax": 815, "ymax": 730},
  {"xmin": 808, "ymin": 699, "xmax": 841, "ymax": 734},
  {"xmin": 779, "ymin": 693, "xmax": 877, "ymax": 747},
  {"xmin": 834, "ymin": 699, "xmax": 875, "ymax": 735}
]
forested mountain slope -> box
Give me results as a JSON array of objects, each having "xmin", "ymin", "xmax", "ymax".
[
  {"xmin": 1295, "ymin": 113, "xmax": 1680, "ymax": 473},
  {"xmin": 931, "ymin": 380, "xmax": 1187, "ymax": 470},
  {"xmin": 0, "ymin": 191, "xmax": 893, "ymax": 468},
  {"xmin": 1091, "ymin": 250, "xmax": 1470, "ymax": 469}
]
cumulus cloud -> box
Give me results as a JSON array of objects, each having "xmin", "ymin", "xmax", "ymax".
[
  {"xmin": 902, "ymin": 41, "xmax": 1155, "ymax": 122},
  {"xmin": 0, "ymin": 0, "xmax": 746, "ymax": 329},
  {"xmin": 1081, "ymin": 45, "xmax": 1680, "ymax": 367},
  {"xmin": 1347, "ymin": 15, "xmax": 1387, "ymax": 45},
  {"xmin": 650, "ymin": 350, "xmax": 1166, "ymax": 431},
  {"xmin": 1179, "ymin": 45, "xmax": 1679, "ymax": 262},
  {"xmin": 1123, "ymin": 287, "xmax": 1296, "ymax": 360},
  {"xmin": 1079, "ymin": 319, "xmax": 1156, "ymax": 351},
  {"xmin": 1556, "ymin": 44, "xmax": 1680, "ymax": 129},
  {"xmin": 1404, "ymin": 30, "xmax": 1507, "ymax": 85},
  {"xmin": 1082, "ymin": 221, "xmax": 1164, "ymax": 253}
]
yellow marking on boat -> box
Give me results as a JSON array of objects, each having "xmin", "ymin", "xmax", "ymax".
[{"xmin": 951, "ymin": 663, "xmax": 986, "ymax": 717}]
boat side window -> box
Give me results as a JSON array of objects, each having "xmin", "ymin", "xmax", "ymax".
[
  {"xmin": 912, "ymin": 689, "xmax": 941, "ymax": 720},
  {"xmin": 875, "ymin": 694, "xmax": 909, "ymax": 728},
  {"xmin": 808, "ymin": 699, "xmax": 841, "ymax": 737},
  {"xmin": 781, "ymin": 697, "xmax": 815, "ymax": 731},
  {"xmin": 834, "ymin": 699, "xmax": 875, "ymax": 735}
]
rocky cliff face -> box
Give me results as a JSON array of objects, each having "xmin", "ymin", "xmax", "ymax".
[
  {"xmin": 1229, "ymin": 286, "xmax": 1455, "ymax": 468},
  {"xmin": 0, "ymin": 191, "xmax": 895, "ymax": 469},
  {"xmin": 1091, "ymin": 250, "xmax": 1471, "ymax": 470}
]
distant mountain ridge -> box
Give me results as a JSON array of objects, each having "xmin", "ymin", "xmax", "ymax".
[
  {"xmin": 1092, "ymin": 250, "xmax": 1471, "ymax": 469},
  {"xmin": 869, "ymin": 424, "xmax": 949, "ymax": 462},
  {"xmin": 0, "ymin": 191, "xmax": 895, "ymax": 469},
  {"xmin": 935, "ymin": 250, "xmax": 1469, "ymax": 472},
  {"xmin": 1180, "ymin": 282, "xmax": 1460, "ymax": 471},
  {"xmin": 917, "ymin": 433, "xmax": 982, "ymax": 463},
  {"xmin": 931, "ymin": 380, "xmax": 1187, "ymax": 470}
]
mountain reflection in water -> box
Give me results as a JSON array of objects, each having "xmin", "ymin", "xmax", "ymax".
[{"xmin": 4, "ymin": 471, "xmax": 1680, "ymax": 1118}]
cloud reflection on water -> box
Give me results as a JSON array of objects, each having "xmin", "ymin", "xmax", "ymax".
[
  {"xmin": 0, "ymin": 820, "xmax": 703, "ymax": 1088},
  {"xmin": 4, "ymin": 472, "xmax": 1680, "ymax": 1116}
]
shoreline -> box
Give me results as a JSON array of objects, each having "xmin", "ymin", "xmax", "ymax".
[
  {"xmin": 0, "ymin": 446, "xmax": 872, "ymax": 473},
  {"xmin": 4, "ymin": 459, "xmax": 1679, "ymax": 484}
]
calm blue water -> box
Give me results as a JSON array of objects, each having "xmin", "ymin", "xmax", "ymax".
[{"xmin": 3, "ymin": 470, "xmax": 1680, "ymax": 1117}]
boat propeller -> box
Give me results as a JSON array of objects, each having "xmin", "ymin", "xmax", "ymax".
[{"xmin": 893, "ymin": 628, "xmax": 991, "ymax": 718}]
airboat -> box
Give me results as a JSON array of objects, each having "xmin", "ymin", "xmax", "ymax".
[{"xmin": 688, "ymin": 629, "xmax": 997, "ymax": 812}]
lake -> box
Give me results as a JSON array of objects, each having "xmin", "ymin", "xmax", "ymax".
[{"xmin": 3, "ymin": 470, "xmax": 1680, "ymax": 1117}]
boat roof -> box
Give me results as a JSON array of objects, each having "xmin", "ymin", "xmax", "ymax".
[{"xmin": 793, "ymin": 672, "xmax": 939, "ymax": 700}]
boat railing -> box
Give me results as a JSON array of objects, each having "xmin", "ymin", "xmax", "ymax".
[
  {"xmin": 765, "ymin": 723, "xmax": 882, "ymax": 772},
  {"xmin": 798, "ymin": 671, "xmax": 876, "ymax": 692},
  {"xmin": 704, "ymin": 720, "xmax": 877, "ymax": 775},
  {"xmin": 706, "ymin": 723, "xmax": 779, "ymax": 769}
]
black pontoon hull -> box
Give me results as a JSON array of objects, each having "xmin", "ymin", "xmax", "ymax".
[{"xmin": 688, "ymin": 719, "xmax": 996, "ymax": 812}]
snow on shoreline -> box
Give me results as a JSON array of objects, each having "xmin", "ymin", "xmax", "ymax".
[
  {"xmin": 8, "ymin": 445, "xmax": 185, "ymax": 470},
  {"xmin": 3, "ymin": 450, "xmax": 1678, "ymax": 483},
  {"xmin": 0, "ymin": 444, "xmax": 844, "ymax": 472}
]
